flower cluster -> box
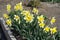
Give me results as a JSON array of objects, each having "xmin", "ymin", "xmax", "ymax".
[
  {"xmin": 3, "ymin": 2, "xmax": 59, "ymax": 40},
  {"xmin": 37, "ymin": 15, "xmax": 57, "ymax": 34}
]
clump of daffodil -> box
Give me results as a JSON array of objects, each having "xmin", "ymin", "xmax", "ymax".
[
  {"xmin": 3, "ymin": 13, "xmax": 9, "ymax": 19},
  {"xmin": 50, "ymin": 17, "xmax": 56, "ymax": 24},
  {"xmin": 37, "ymin": 15, "xmax": 44, "ymax": 23},
  {"xmin": 21, "ymin": 10, "xmax": 30, "ymax": 16},
  {"xmin": 32, "ymin": 8, "xmax": 38, "ymax": 14},
  {"xmin": 39, "ymin": 22, "xmax": 45, "ymax": 28},
  {"xmin": 6, "ymin": 19, "xmax": 12, "ymax": 26},
  {"xmin": 3, "ymin": 2, "xmax": 59, "ymax": 40},
  {"xmin": 44, "ymin": 26, "xmax": 50, "ymax": 33},
  {"xmin": 50, "ymin": 27, "xmax": 57, "ymax": 34},
  {"xmin": 7, "ymin": 4, "xmax": 11, "ymax": 12},
  {"xmin": 24, "ymin": 14, "xmax": 34, "ymax": 23},
  {"xmin": 14, "ymin": 2, "xmax": 23, "ymax": 11},
  {"xmin": 14, "ymin": 15, "xmax": 20, "ymax": 21}
]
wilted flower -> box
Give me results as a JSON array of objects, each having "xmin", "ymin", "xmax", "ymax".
[
  {"xmin": 14, "ymin": 15, "xmax": 20, "ymax": 21},
  {"xmin": 50, "ymin": 17, "xmax": 56, "ymax": 24},
  {"xmin": 6, "ymin": 19, "xmax": 12, "ymax": 26},
  {"xmin": 37, "ymin": 15, "xmax": 44, "ymax": 23},
  {"xmin": 44, "ymin": 26, "xmax": 50, "ymax": 33},
  {"xmin": 7, "ymin": 4, "xmax": 11, "ymax": 12},
  {"xmin": 14, "ymin": 2, "xmax": 23, "ymax": 11},
  {"xmin": 3, "ymin": 13, "xmax": 9, "ymax": 19},
  {"xmin": 50, "ymin": 27, "xmax": 57, "ymax": 34},
  {"xmin": 32, "ymin": 8, "xmax": 38, "ymax": 14},
  {"xmin": 39, "ymin": 22, "xmax": 45, "ymax": 28},
  {"xmin": 24, "ymin": 14, "xmax": 34, "ymax": 23}
]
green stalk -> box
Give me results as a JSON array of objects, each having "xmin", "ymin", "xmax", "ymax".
[
  {"xmin": 52, "ymin": 0, "xmax": 54, "ymax": 4},
  {"xmin": 53, "ymin": 35, "xmax": 56, "ymax": 40}
]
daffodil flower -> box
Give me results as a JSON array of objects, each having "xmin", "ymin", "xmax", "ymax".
[
  {"xmin": 44, "ymin": 26, "xmax": 50, "ymax": 33},
  {"xmin": 14, "ymin": 15, "xmax": 20, "ymax": 21},
  {"xmin": 32, "ymin": 8, "xmax": 38, "ymax": 14},
  {"xmin": 14, "ymin": 2, "xmax": 23, "ymax": 11},
  {"xmin": 7, "ymin": 4, "xmax": 11, "ymax": 12},
  {"xmin": 21, "ymin": 10, "xmax": 30, "ymax": 16},
  {"xmin": 3, "ymin": 13, "xmax": 9, "ymax": 19},
  {"xmin": 39, "ymin": 22, "xmax": 45, "ymax": 28},
  {"xmin": 37, "ymin": 15, "xmax": 44, "ymax": 23},
  {"xmin": 50, "ymin": 17, "xmax": 56, "ymax": 24},
  {"xmin": 50, "ymin": 27, "xmax": 57, "ymax": 34},
  {"xmin": 6, "ymin": 19, "xmax": 12, "ymax": 26},
  {"xmin": 24, "ymin": 14, "xmax": 34, "ymax": 23}
]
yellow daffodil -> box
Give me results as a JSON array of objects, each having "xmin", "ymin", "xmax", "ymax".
[
  {"xmin": 3, "ymin": 13, "xmax": 9, "ymax": 19},
  {"xmin": 44, "ymin": 26, "xmax": 50, "ymax": 33},
  {"xmin": 24, "ymin": 14, "xmax": 34, "ymax": 23},
  {"xmin": 37, "ymin": 15, "xmax": 44, "ymax": 23},
  {"xmin": 6, "ymin": 19, "xmax": 12, "ymax": 26},
  {"xmin": 14, "ymin": 15, "xmax": 20, "ymax": 21},
  {"xmin": 32, "ymin": 8, "xmax": 38, "ymax": 14},
  {"xmin": 21, "ymin": 10, "xmax": 30, "ymax": 16},
  {"xmin": 50, "ymin": 27, "xmax": 57, "ymax": 34},
  {"xmin": 14, "ymin": 2, "xmax": 23, "ymax": 11},
  {"xmin": 50, "ymin": 17, "xmax": 56, "ymax": 24},
  {"xmin": 7, "ymin": 4, "xmax": 11, "ymax": 12},
  {"xmin": 39, "ymin": 22, "xmax": 45, "ymax": 28}
]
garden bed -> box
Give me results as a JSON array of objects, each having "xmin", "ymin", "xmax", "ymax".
[{"xmin": 1, "ymin": 1, "xmax": 60, "ymax": 40}]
